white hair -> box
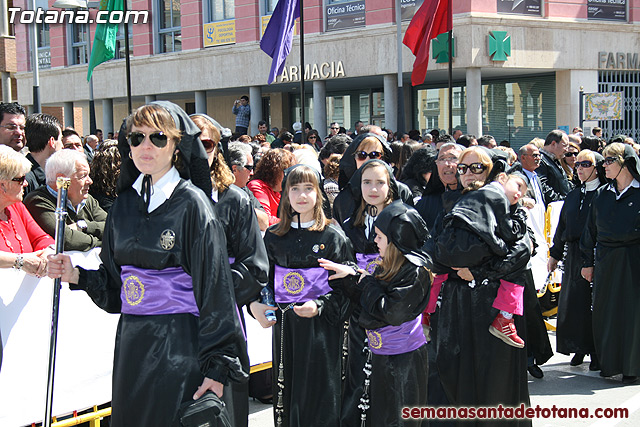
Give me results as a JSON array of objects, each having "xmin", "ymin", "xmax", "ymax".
[
  {"xmin": 45, "ymin": 149, "xmax": 88, "ymax": 185},
  {"xmin": 0, "ymin": 145, "xmax": 31, "ymax": 181},
  {"xmin": 293, "ymin": 146, "xmax": 322, "ymax": 174}
]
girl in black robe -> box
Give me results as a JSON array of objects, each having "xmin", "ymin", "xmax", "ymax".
[
  {"xmin": 548, "ymin": 150, "xmax": 605, "ymax": 369},
  {"xmin": 338, "ymin": 159, "xmax": 403, "ymax": 427},
  {"xmin": 580, "ymin": 143, "xmax": 640, "ymax": 384},
  {"xmin": 263, "ymin": 165, "xmax": 355, "ymax": 427},
  {"xmin": 321, "ymin": 201, "xmax": 431, "ymax": 427},
  {"xmin": 192, "ymin": 113, "xmax": 270, "ymax": 427},
  {"xmin": 47, "ymin": 102, "xmax": 248, "ymax": 426}
]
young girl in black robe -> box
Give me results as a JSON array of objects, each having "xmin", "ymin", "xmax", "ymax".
[
  {"xmin": 338, "ymin": 159, "xmax": 402, "ymax": 427},
  {"xmin": 263, "ymin": 165, "xmax": 355, "ymax": 427},
  {"xmin": 321, "ymin": 201, "xmax": 431, "ymax": 427}
]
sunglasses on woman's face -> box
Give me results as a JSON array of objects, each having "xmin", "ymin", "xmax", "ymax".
[
  {"xmin": 201, "ymin": 139, "xmax": 216, "ymax": 153},
  {"xmin": 456, "ymin": 162, "xmax": 487, "ymax": 175},
  {"xmin": 575, "ymin": 161, "xmax": 594, "ymax": 169},
  {"xmin": 564, "ymin": 152, "xmax": 578, "ymax": 158},
  {"xmin": 355, "ymin": 151, "xmax": 382, "ymax": 161},
  {"xmin": 604, "ymin": 156, "xmax": 620, "ymax": 166},
  {"xmin": 11, "ymin": 175, "xmax": 26, "ymax": 184},
  {"xmin": 128, "ymin": 131, "xmax": 168, "ymax": 148},
  {"xmin": 308, "ymin": 135, "xmax": 317, "ymax": 139}
]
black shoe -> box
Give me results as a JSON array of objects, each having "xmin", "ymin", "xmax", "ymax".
[
  {"xmin": 589, "ymin": 355, "xmax": 600, "ymax": 371},
  {"xmin": 527, "ymin": 364, "xmax": 544, "ymax": 379},
  {"xmin": 570, "ymin": 353, "xmax": 585, "ymax": 366},
  {"xmin": 622, "ymin": 376, "xmax": 638, "ymax": 385}
]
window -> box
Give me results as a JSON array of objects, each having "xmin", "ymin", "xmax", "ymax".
[
  {"xmin": 115, "ymin": 23, "xmax": 133, "ymax": 59},
  {"xmin": 264, "ymin": 0, "xmax": 277, "ymax": 15},
  {"xmin": 158, "ymin": 0, "xmax": 181, "ymax": 53},
  {"xmin": 208, "ymin": 0, "xmax": 234, "ymax": 21},
  {"xmin": 68, "ymin": 23, "xmax": 88, "ymax": 65}
]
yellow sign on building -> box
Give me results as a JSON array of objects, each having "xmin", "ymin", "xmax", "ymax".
[
  {"xmin": 204, "ymin": 20, "xmax": 236, "ymax": 47},
  {"xmin": 261, "ymin": 15, "xmax": 299, "ymax": 37}
]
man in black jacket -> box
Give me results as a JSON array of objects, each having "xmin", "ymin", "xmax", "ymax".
[{"xmin": 537, "ymin": 130, "xmax": 572, "ymax": 203}]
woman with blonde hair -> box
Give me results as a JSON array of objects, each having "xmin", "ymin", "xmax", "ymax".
[
  {"xmin": 560, "ymin": 141, "xmax": 580, "ymax": 185},
  {"xmin": 581, "ymin": 143, "xmax": 640, "ymax": 384}
]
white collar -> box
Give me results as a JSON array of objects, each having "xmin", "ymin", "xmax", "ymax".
[
  {"xmin": 608, "ymin": 178, "xmax": 640, "ymax": 200},
  {"xmin": 584, "ymin": 178, "xmax": 600, "ymax": 192},
  {"xmin": 132, "ymin": 167, "xmax": 181, "ymax": 213},
  {"xmin": 291, "ymin": 219, "xmax": 316, "ymax": 229}
]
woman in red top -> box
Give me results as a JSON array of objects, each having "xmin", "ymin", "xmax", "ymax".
[
  {"xmin": 247, "ymin": 148, "xmax": 296, "ymax": 225},
  {"xmin": 0, "ymin": 146, "xmax": 53, "ymax": 276}
]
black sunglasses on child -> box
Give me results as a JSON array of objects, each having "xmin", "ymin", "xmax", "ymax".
[
  {"xmin": 355, "ymin": 151, "xmax": 382, "ymax": 161},
  {"xmin": 128, "ymin": 131, "xmax": 168, "ymax": 148},
  {"xmin": 457, "ymin": 162, "xmax": 487, "ymax": 175}
]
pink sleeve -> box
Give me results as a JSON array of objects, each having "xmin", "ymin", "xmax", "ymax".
[{"xmin": 16, "ymin": 202, "xmax": 55, "ymax": 250}]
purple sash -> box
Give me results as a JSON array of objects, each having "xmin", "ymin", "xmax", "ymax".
[
  {"xmin": 274, "ymin": 265, "xmax": 331, "ymax": 304},
  {"xmin": 366, "ymin": 316, "xmax": 426, "ymax": 356},
  {"xmin": 356, "ymin": 252, "xmax": 382, "ymax": 275},
  {"xmin": 120, "ymin": 266, "xmax": 199, "ymax": 316},
  {"xmin": 229, "ymin": 257, "xmax": 235, "ymax": 265}
]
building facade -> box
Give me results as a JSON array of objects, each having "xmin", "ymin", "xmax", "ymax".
[{"xmin": 10, "ymin": 0, "xmax": 640, "ymax": 146}]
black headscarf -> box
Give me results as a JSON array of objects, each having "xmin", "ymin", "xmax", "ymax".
[
  {"xmin": 374, "ymin": 201, "xmax": 431, "ymax": 268},
  {"xmin": 189, "ymin": 113, "xmax": 233, "ymax": 172},
  {"xmin": 117, "ymin": 101, "xmax": 212, "ymax": 199}
]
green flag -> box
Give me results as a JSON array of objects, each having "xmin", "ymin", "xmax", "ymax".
[{"xmin": 87, "ymin": 0, "xmax": 124, "ymax": 81}]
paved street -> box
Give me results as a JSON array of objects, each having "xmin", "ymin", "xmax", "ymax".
[{"xmin": 247, "ymin": 329, "xmax": 640, "ymax": 426}]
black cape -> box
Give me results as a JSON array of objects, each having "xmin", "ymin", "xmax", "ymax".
[
  {"xmin": 264, "ymin": 223, "xmax": 355, "ymax": 427},
  {"xmin": 73, "ymin": 179, "xmax": 248, "ymax": 426},
  {"xmin": 580, "ymin": 184, "xmax": 640, "ymax": 377},
  {"xmin": 213, "ymin": 183, "xmax": 269, "ymax": 427},
  {"xmin": 550, "ymin": 186, "xmax": 600, "ymax": 355}
]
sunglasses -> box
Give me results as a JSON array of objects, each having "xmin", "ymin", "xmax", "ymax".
[
  {"xmin": 457, "ymin": 162, "xmax": 487, "ymax": 175},
  {"xmin": 128, "ymin": 131, "xmax": 168, "ymax": 148},
  {"xmin": 11, "ymin": 175, "xmax": 26, "ymax": 184},
  {"xmin": 308, "ymin": 135, "xmax": 318, "ymax": 139},
  {"xmin": 575, "ymin": 161, "xmax": 593, "ymax": 168},
  {"xmin": 564, "ymin": 152, "xmax": 578, "ymax": 158},
  {"xmin": 355, "ymin": 151, "xmax": 382, "ymax": 161},
  {"xmin": 242, "ymin": 164, "xmax": 255, "ymax": 171},
  {"xmin": 331, "ymin": 127, "xmax": 339, "ymax": 130},
  {"xmin": 201, "ymin": 139, "xmax": 216, "ymax": 153},
  {"xmin": 604, "ymin": 156, "xmax": 620, "ymax": 166}
]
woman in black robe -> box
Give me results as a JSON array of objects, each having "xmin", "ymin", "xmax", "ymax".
[
  {"xmin": 338, "ymin": 159, "xmax": 403, "ymax": 427},
  {"xmin": 548, "ymin": 150, "xmax": 605, "ymax": 369},
  {"xmin": 191, "ymin": 113, "xmax": 270, "ymax": 427},
  {"xmin": 580, "ymin": 143, "xmax": 640, "ymax": 384},
  {"xmin": 263, "ymin": 165, "xmax": 355, "ymax": 427},
  {"xmin": 47, "ymin": 102, "xmax": 248, "ymax": 426},
  {"xmin": 431, "ymin": 147, "xmax": 531, "ymax": 425}
]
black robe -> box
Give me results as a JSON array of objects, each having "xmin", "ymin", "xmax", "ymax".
[
  {"xmin": 339, "ymin": 217, "xmax": 379, "ymax": 427},
  {"xmin": 433, "ymin": 188, "xmax": 531, "ymax": 425},
  {"xmin": 264, "ymin": 223, "xmax": 355, "ymax": 427},
  {"xmin": 550, "ymin": 186, "xmax": 599, "ymax": 355},
  {"xmin": 580, "ymin": 185, "xmax": 640, "ymax": 377},
  {"xmin": 213, "ymin": 184, "xmax": 269, "ymax": 427},
  {"xmin": 357, "ymin": 263, "xmax": 432, "ymax": 427},
  {"xmin": 73, "ymin": 179, "xmax": 248, "ymax": 427}
]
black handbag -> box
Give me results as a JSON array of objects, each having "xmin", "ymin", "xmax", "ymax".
[{"xmin": 178, "ymin": 391, "xmax": 232, "ymax": 427}]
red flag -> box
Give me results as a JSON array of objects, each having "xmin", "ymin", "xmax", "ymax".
[{"xmin": 403, "ymin": 0, "xmax": 452, "ymax": 86}]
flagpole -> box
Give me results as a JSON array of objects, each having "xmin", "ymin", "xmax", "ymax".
[
  {"xmin": 299, "ymin": 0, "xmax": 305, "ymax": 127},
  {"xmin": 123, "ymin": 0, "xmax": 132, "ymax": 114},
  {"xmin": 447, "ymin": 0, "xmax": 452, "ymax": 135},
  {"xmin": 395, "ymin": 0, "xmax": 404, "ymax": 134}
]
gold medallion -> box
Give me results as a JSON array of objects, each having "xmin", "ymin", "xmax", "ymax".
[{"xmin": 160, "ymin": 229, "xmax": 176, "ymax": 250}]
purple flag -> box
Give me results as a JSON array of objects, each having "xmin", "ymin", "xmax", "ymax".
[{"xmin": 260, "ymin": 0, "xmax": 300, "ymax": 84}]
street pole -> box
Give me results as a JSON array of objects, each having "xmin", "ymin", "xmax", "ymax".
[
  {"xmin": 29, "ymin": 0, "xmax": 41, "ymax": 113},
  {"xmin": 395, "ymin": 0, "xmax": 405, "ymax": 135}
]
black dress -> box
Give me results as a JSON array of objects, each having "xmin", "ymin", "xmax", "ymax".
[
  {"xmin": 550, "ymin": 185, "xmax": 599, "ymax": 356},
  {"xmin": 214, "ymin": 184, "xmax": 269, "ymax": 427},
  {"xmin": 264, "ymin": 223, "xmax": 355, "ymax": 427},
  {"xmin": 357, "ymin": 263, "xmax": 431, "ymax": 427},
  {"xmin": 433, "ymin": 187, "xmax": 531, "ymax": 425},
  {"xmin": 580, "ymin": 184, "xmax": 640, "ymax": 377},
  {"xmin": 73, "ymin": 179, "xmax": 248, "ymax": 426}
]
